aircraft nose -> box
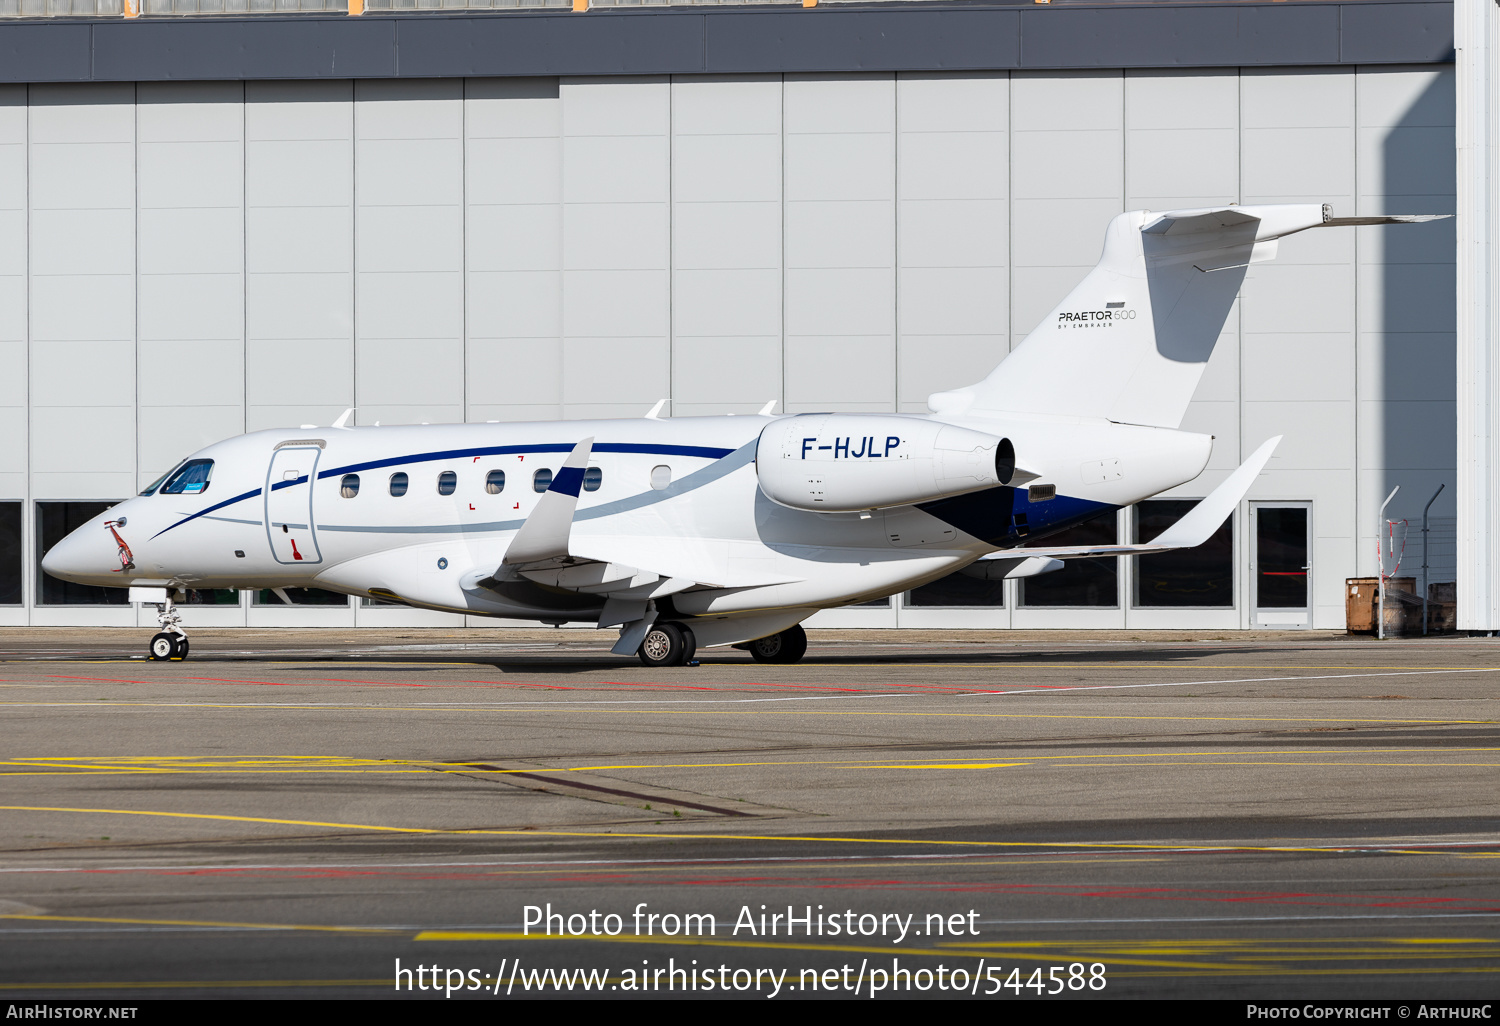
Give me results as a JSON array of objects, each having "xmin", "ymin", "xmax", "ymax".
[{"xmin": 41, "ymin": 518, "xmax": 126, "ymax": 584}]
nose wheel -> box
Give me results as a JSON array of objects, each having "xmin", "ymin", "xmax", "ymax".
[
  {"xmin": 146, "ymin": 592, "xmax": 190, "ymax": 661},
  {"xmin": 148, "ymin": 632, "xmax": 187, "ymax": 661}
]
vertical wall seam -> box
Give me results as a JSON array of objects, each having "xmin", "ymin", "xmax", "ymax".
[
  {"xmin": 350, "ymin": 81, "xmax": 358, "ymax": 428},
  {"xmin": 668, "ymin": 76, "xmax": 674, "ymax": 417},
  {"xmin": 462, "ymin": 77, "xmax": 468, "ymax": 426},
  {"xmin": 23, "ymin": 84, "xmax": 30, "ymax": 621},
  {"xmin": 892, "ymin": 71, "xmax": 899, "ymax": 414},
  {"xmin": 780, "ymin": 73, "xmax": 786, "ymax": 412},
  {"xmin": 133, "ymin": 83, "xmax": 139, "ymax": 505}
]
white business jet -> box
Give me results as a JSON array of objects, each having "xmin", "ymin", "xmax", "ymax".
[{"xmin": 41, "ymin": 204, "xmax": 1441, "ymax": 666}]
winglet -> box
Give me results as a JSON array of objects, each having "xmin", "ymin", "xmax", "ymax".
[
  {"xmin": 502, "ymin": 437, "xmax": 594, "ymax": 566},
  {"xmin": 1150, "ymin": 435, "xmax": 1281, "ymax": 549}
]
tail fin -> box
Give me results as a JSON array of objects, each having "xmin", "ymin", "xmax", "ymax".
[{"xmin": 929, "ymin": 204, "xmax": 1445, "ymax": 429}]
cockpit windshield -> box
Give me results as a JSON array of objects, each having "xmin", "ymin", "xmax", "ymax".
[
  {"xmin": 140, "ymin": 461, "xmax": 185, "ymax": 497},
  {"xmin": 159, "ymin": 459, "xmax": 214, "ymax": 496}
]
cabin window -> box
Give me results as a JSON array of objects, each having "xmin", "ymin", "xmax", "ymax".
[
  {"xmin": 160, "ymin": 459, "xmax": 213, "ymax": 496},
  {"xmin": 389, "ymin": 472, "xmax": 408, "ymax": 497},
  {"xmin": 583, "ymin": 467, "xmax": 603, "ymax": 492},
  {"xmin": 486, "ymin": 470, "xmax": 506, "ymax": 495},
  {"xmin": 437, "ymin": 471, "xmax": 457, "ymax": 496},
  {"xmin": 340, "ymin": 474, "xmax": 360, "ymax": 499},
  {"xmin": 650, "ymin": 465, "xmax": 671, "ymax": 490},
  {"xmin": 533, "ymin": 469, "xmax": 553, "ymax": 493}
]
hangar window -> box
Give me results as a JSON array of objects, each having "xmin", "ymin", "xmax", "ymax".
[
  {"xmin": 340, "ymin": 475, "xmax": 360, "ymax": 499},
  {"xmin": 584, "ymin": 467, "xmax": 602, "ymax": 492},
  {"xmin": 486, "ymin": 470, "xmax": 506, "ymax": 495},
  {"xmin": 650, "ymin": 465, "xmax": 671, "ymax": 491},
  {"xmin": 437, "ymin": 471, "xmax": 457, "ymax": 496},
  {"xmin": 160, "ymin": 459, "xmax": 213, "ymax": 496},
  {"xmin": 389, "ymin": 472, "xmax": 408, "ymax": 497},
  {"xmin": 0, "ymin": 502, "xmax": 19, "ymax": 606},
  {"xmin": 1019, "ymin": 512, "xmax": 1119, "ymax": 608},
  {"xmin": 907, "ymin": 571, "xmax": 1005, "ymax": 608},
  {"xmin": 1133, "ymin": 499, "xmax": 1232, "ymax": 608},
  {"xmin": 533, "ymin": 469, "xmax": 553, "ymax": 492},
  {"xmin": 35, "ymin": 502, "xmax": 129, "ymax": 607}
]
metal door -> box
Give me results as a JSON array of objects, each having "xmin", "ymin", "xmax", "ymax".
[
  {"xmin": 265, "ymin": 445, "xmax": 323, "ymax": 565},
  {"xmin": 1250, "ymin": 502, "xmax": 1310, "ymax": 627}
]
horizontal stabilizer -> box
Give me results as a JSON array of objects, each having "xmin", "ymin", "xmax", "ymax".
[{"xmin": 1001, "ymin": 436, "xmax": 1280, "ymax": 561}]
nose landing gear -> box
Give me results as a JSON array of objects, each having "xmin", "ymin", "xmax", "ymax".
[{"xmin": 146, "ymin": 591, "xmax": 189, "ymax": 661}]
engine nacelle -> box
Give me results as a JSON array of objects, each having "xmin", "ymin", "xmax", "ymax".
[{"xmin": 756, "ymin": 414, "xmax": 1014, "ymax": 512}]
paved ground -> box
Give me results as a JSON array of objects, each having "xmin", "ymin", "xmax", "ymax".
[{"xmin": 0, "ymin": 627, "xmax": 1496, "ymax": 1001}]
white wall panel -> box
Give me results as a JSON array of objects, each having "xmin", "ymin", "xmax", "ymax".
[
  {"xmin": 897, "ymin": 73, "xmax": 1008, "ymax": 413},
  {"xmin": 466, "ymin": 78, "xmax": 564, "ymax": 425},
  {"xmin": 355, "ymin": 79, "xmax": 464, "ymax": 428},
  {"xmin": 136, "ymin": 82, "xmax": 245, "ymax": 485},
  {"xmin": 245, "ymin": 80, "xmax": 352, "ymax": 432},
  {"xmin": 0, "ymin": 86, "xmax": 24, "ymax": 489},
  {"xmin": 561, "ymin": 78, "xmax": 670, "ymax": 415},
  {"xmin": 29, "ymin": 84, "xmax": 135, "ymax": 492},
  {"xmin": 784, "ymin": 74, "xmax": 894, "ymax": 413}
]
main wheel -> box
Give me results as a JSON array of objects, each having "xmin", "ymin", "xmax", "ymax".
[
  {"xmin": 748, "ymin": 624, "xmax": 808, "ymax": 664},
  {"xmin": 148, "ymin": 633, "xmax": 179, "ymax": 661},
  {"xmin": 638, "ymin": 621, "xmax": 694, "ymax": 668},
  {"xmin": 176, "ymin": 637, "xmax": 190, "ymax": 660}
]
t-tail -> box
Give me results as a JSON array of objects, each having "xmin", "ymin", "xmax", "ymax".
[{"xmin": 929, "ymin": 204, "xmax": 1446, "ymax": 429}]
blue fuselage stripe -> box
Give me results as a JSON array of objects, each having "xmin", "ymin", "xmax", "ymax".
[
  {"xmin": 316, "ymin": 442, "xmax": 734, "ymax": 480},
  {"xmin": 150, "ymin": 486, "xmax": 264, "ymax": 540},
  {"xmin": 149, "ymin": 442, "xmax": 737, "ymax": 540}
]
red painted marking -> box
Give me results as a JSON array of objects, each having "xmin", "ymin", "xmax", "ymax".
[
  {"xmin": 513, "ymin": 503, "xmax": 520, "ymax": 510},
  {"xmin": 473, "ymin": 457, "xmax": 481, "ymax": 463},
  {"xmin": 469, "ymin": 504, "xmax": 476, "ymax": 511},
  {"xmin": 45, "ymin": 674, "xmax": 150, "ymax": 684},
  {"xmin": 289, "ymin": 538, "xmax": 303, "ymax": 561},
  {"xmin": 517, "ymin": 455, "xmax": 524, "ymax": 461}
]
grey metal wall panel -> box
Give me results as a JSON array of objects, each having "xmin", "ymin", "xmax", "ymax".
[
  {"xmin": 1342, "ymin": 2, "xmax": 1454, "ymax": 64},
  {"xmin": 397, "ymin": 14, "xmax": 706, "ymax": 78},
  {"xmin": 1021, "ymin": 4, "xmax": 1340, "ymax": 70},
  {"xmin": 705, "ymin": 9, "xmax": 1020, "ymax": 74},
  {"xmin": 0, "ymin": 25, "xmax": 91, "ymax": 84},
  {"xmin": 92, "ymin": 19, "xmax": 397, "ymax": 82},
  {"xmin": 0, "ymin": 4, "xmax": 1456, "ymax": 86}
]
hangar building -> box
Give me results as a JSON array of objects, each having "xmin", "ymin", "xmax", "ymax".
[{"xmin": 0, "ymin": 0, "xmax": 1460, "ymax": 631}]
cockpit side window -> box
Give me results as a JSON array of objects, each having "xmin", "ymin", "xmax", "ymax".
[
  {"xmin": 140, "ymin": 461, "xmax": 186, "ymax": 496},
  {"xmin": 160, "ymin": 459, "xmax": 214, "ymax": 496}
]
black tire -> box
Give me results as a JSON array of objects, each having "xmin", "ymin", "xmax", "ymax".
[
  {"xmin": 148, "ymin": 633, "xmax": 179, "ymax": 661},
  {"xmin": 748, "ymin": 624, "xmax": 808, "ymax": 664},
  {"xmin": 638, "ymin": 621, "xmax": 690, "ymax": 668},
  {"xmin": 176, "ymin": 637, "xmax": 190, "ymax": 660}
]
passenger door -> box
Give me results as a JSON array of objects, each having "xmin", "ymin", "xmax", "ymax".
[{"xmin": 265, "ymin": 444, "xmax": 323, "ymax": 565}]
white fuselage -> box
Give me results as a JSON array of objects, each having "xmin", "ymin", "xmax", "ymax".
[{"xmin": 41, "ymin": 410, "xmax": 1211, "ymax": 645}]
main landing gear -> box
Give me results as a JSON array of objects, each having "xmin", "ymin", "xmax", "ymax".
[
  {"xmin": 745, "ymin": 624, "xmax": 807, "ymax": 665},
  {"xmin": 146, "ymin": 591, "xmax": 189, "ymax": 661},
  {"xmin": 637, "ymin": 621, "xmax": 698, "ymax": 668}
]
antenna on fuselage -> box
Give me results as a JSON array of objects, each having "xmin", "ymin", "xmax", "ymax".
[
  {"xmin": 757, "ymin": 399, "xmax": 778, "ymax": 416},
  {"xmin": 644, "ymin": 399, "xmax": 669, "ymax": 420},
  {"xmin": 332, "ymin": 408, "xmax": 356, "ymax": 429}
]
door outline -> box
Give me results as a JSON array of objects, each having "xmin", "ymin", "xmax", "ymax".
[
  {"xmin": 1249, "ymin": 501, "xmax": 1311, "ymax": 628},
  {"xmin": 265, "ymin": 446, "xmax": 323, "ymax": 566}
]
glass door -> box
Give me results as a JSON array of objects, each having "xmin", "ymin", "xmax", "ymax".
[{"xmin": 1250, "ymin": 502, "xmax": 1310, "ymax": 627}]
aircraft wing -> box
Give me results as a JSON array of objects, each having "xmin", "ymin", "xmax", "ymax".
[{"xmin": 982, "ymin": 435, "xmax": 1280, "ymax": 562}]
